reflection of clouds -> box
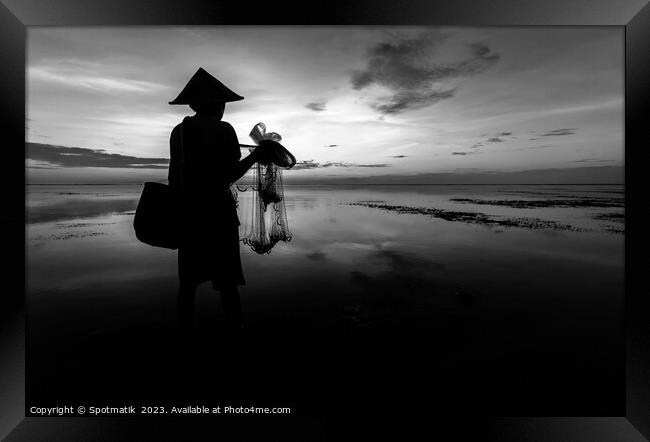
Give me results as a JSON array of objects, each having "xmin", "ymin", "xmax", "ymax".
[
  {"xmin": 306, "ymin": 251, "xmax": 327, "ymax": 261},
  {"xmin": 349, "ymin": 246, "xmax": 446, "ymax": 295},
  {"xmin": 27, "ymin": 183, "xmax": 624, "ymax": 340},
  {"xmin": 329, "ymin": 242, "xmax": 377, "ymax": 252},
  {"xmin": 29, "ymin": 241, "xmax": 47, "ymax": 251},
  {"xmin": 372, "ymin": 249, "xmax": 445, "ymax": 274},
  {"xmin": 284, "ymin": 196, "xmax": 319, "ymax": 211},
  {"xmin": 347, "ymin": 247, "xmax": 452, "ymax": 317},
  {"xmin": 27, "ymin": 197, "xmax": 138, "ymax": 224}
]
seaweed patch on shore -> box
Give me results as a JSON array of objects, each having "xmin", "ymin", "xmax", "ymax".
[
  {"xmin": 450, "ymin": 198, "xmax": 623, "ymax": 208},
  {"xmin": 592, "ymin": 212, "xmax": 624, "ymax": 222},
  {"xmin": 30, "ymin": 231, "xmax": 106, "ymax": 241},
  {"xmin": 592, "ymin": 212, "xmax": 624, "ymax": 234},
  {"xmin": 353, "ymin": 200, "xmax": 387, "ymax": 205},
  {"xmin": 30, "ymin": 221, "xmax": 116, "ymax": 240},
  {"xmin": 55, "ymin": 222, "xmax": 116, "ymax": 229},
  {"xmin": 349, "ymin": 202, "xmax": 589, "ymax": 232},
  {"xmin": 602, "ymin": 225, "xmax": 624, "ymax": 234}
]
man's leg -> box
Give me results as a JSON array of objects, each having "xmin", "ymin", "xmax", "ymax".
[
  {"xmin": 220, "ymin": 285, "xmax": 244, "ymax": 332},
  {"xmin": 177, "ymin": 280, "xmax": 196, "ymax": 339}
]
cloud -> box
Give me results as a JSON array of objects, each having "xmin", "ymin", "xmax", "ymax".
[
  {"xmin": 351, "ymin": 32, "xmax": 500, "ymax": 114},
  {"xmin": 571, "ymin": 158, "xmax": 615, "ymax": 163},
  {"xmin": 372, "ymin": 89, "xmax": 456, "ymax": 115},
  {"xmin": 29, "ymin": 65, "xmax": 168, "ymax": 95},
  {"xmin": 292, "ymin": 160, "xmax": 321, "ymax": 170},
  {"xmin": 26, "ymin": 142, "xmax": 169, "ymax": 169},
  {"xmin": 306, "ymin": 101, "xmax": 327, "ymax": 112},
  {"xmin": 26, "ymin": 159, "xmax": 59, "ymax": 169},
  {"xmin": 469, "ymin": 131, "xmax": 517, "ymax": 149},
  {"xmin": 540, "ymin": 128, "xmax": 578, "ymax": 137},
  {"xmin": 291, "ymin": 159, "xmax": 388, "ymax": 170},
  {"xmin": 468, "ymin": 132, "xmax": 510, "ymax": 149}
]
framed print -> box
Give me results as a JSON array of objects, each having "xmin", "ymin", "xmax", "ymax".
[{"xmin": 1, "ymin": 0, "xmax": 649, "ymax": 440}]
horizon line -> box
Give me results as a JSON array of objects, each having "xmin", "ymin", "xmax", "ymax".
[{"xmin": 25, "ymin": 182, "xmax": 625, "ymax": 186}]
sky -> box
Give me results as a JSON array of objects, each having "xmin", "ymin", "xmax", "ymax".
[{"xmin": 26, "ymin": 26, "xmax": 624, "ymax": 184}]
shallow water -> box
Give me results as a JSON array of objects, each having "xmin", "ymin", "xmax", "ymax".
[
  {"xmin": 25, "ymin": 183, "xmax": 625, "ymax": 414},
  {"xmin": 27, "ymin": 183, "xmax": 623, "ymax": 293}
]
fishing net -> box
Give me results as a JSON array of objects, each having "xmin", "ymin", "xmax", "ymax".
[{"xmin": 238, "ymin": 123, "xmax": 296, "ymax": 254}]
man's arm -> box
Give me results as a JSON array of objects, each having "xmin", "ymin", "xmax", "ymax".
[
  {"xmin": 220, "ymin": 123, "xmax": 263, "ymax": 185},
  {"xmin": 224, "ymin": 151, "xmax": 261, "ymax": 185}
]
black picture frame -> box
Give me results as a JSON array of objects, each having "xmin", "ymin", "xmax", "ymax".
[{"xmin": 1, "ymin": 0, "xmax": 649, "ymax": 440}]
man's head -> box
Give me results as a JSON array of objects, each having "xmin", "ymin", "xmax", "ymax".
[{"xmin": 189, "ymin": 101, "xmax": 226, "ymax": 119}]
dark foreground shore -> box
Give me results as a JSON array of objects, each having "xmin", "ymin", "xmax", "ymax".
[{"xmin": 28, "ymin": 265, "xmax": 623, "ymax": 417}]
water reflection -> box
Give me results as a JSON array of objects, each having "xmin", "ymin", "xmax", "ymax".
[{"xmin": 26, "ymin": 183, "xmax": 625, "ymax": 414}]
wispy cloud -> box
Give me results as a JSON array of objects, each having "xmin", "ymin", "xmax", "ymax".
[
  {"xmin": 29, "ymin": 64, "xmax": 168, "ymax": 94},
  {"xmin": 291, "ymin": 160, "xmax": 320, "ymax": 170},
  {"xmin": 469, "ymin": 131, "xmax": 516, "ymax": 149},
  {"xmin": 26, "ymin": 159, "xmax": 59, "ymax": 169},
  {"xmin": 306, "ymin": 101, "xmax": 327, "ymax": 112},
  {"xmin": 292, "ymin": 159, "xmax": 389, "ymax": 170},
  {"xmin": 26, "ymin": 142, "xmax": 169, "ymax": 169},
  {"xmin": 351, "ymin": 32, "xmax": 500, "ymax": 114}
]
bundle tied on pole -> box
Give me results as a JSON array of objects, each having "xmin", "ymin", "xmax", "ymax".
[{"xmin": 239, "ymin": 122, "xmax": 296, "ymax": 254}]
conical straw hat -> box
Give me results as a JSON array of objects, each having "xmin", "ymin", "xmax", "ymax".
[{"xmin": 169, "ymin": 67, "xmax": 244, "ymax": 104}]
